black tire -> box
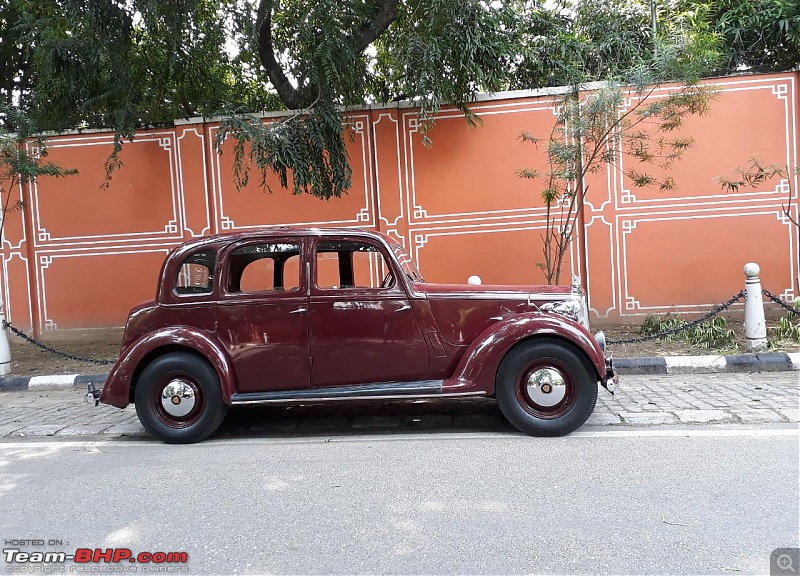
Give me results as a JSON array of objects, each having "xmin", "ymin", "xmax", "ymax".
[
  {"xmin": 495, "ymin": 338, "xmax": 598, "ymax": 437},
  {"xmin": 134, "ymin": 352, "xmax": 228, "ymax": 444}
]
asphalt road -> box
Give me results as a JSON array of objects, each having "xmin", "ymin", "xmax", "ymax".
[{"xmin": 1, "ymin": 428, "xmax": 798, "ymax": 575}]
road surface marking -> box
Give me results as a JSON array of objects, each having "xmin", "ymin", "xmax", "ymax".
[{"xmin": 0, "ymin": 427, "xmax": 797, "ymax": 451}]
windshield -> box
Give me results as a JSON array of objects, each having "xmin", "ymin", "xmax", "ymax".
[{"xmin": 390, "ymin": 243, "xmax": 424, "ymax": 283}]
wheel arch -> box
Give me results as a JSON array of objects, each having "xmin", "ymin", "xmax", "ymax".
[
  {"xmin": 500, "ymin": 333, "xmax": 601, "ymax": 376},
  {"xmin": 442, "ymin": 314, "xmax": 605, "ymax": 396},
  {"xmin": 99, "ymin": 327, "xmax": 237, "ymax": 408}
]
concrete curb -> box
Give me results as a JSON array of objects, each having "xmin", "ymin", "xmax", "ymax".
[
  {"xmin": 614, "ymin": 352, "xmax": 800, "ymax": 376},
  {"xmin": 0, "ymin": 351, "xmax": 798, "ymax": 393},
  {"xmin": 0, "ymin": 373, "xmax": 108, "ymax": 393}
]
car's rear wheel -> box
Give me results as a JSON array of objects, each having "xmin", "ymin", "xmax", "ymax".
[
  {"xmin": 134, "ymin": 352, "xmax": 227, "ymax": 444},
  {"xmin": 495, "ymin": 339, "xmax": 598, "ymax": 436}
]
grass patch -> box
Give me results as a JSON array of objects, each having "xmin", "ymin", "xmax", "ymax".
[
  {"xmin": 640, "ymin": 314, "xmax": 738, "ymax": 351},
  {"xmin": 771, "ymin": 300, "xmax": 800, "ymax": 345}
]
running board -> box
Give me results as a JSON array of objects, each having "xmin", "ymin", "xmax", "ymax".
[{"xmin": 229, "ymin": 380, "xmax": 482, "ymax": 405}]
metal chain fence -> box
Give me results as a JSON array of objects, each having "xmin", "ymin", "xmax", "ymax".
[
  {"xmin": 1, "ymin": 320, "xmax": 116, "ymax": 366},
  {"xmin": 762, "ymin": 289, "xmax": 800, "ymax": 316},
  {"xmin": 1, "ymin": 285, "xmax": 797, "ymax": 362},
  {"xmin": 607, "ymin": 290, "xmax": 746, "ymax": 345}
]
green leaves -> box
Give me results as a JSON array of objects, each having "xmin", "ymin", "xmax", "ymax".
[
  {"xmin": 774, "ymin": 314, "xmax": 800, "ymax": 344},
  {"xmin": 372, "ymin": 0, "xmax": 520, "ymax": 145},
  {"xmin": 682, "ymin": 0, "xmax": 800, "ymax": 74},
  {"xmin": 716, "ymin": 157, "xmax": 787, "ymax": 194},
  {"xmin": 9, "ymin": 0, "xmax": 526, "ymax": 197},
  {"xmin": 516, "ymin": 63, "xmax": 714, "ymax": 284},
  {"xmin": 10, "ymin": 0, "xmax": 785, "ymax": 207},
  {"xmin": 509, "ymin": 0, "xmax": 723, "ymax": 91},
  {"xmin": 215, "ymin": 98, "xmax": 352, "ymax": 199},
  {"xmin": 15, "ymin": 0, "xmax": 274, "ymax": 131},
  {"xmin": 640, "ymin": 314, "xmax": 738, "ymax": 350}
]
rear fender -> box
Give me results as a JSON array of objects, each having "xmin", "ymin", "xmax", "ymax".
[
  {"xmin": 99, "ymin": 327, "xmax": 236, "ymax": 408},
  {"xmin": 443, "ymin": 313, "xmax": 605, "ymax": 395}
]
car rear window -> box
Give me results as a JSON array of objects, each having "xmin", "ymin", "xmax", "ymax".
[{"xmin": 175, "ymin": 250, "xmax": 216, "ymax": 295}]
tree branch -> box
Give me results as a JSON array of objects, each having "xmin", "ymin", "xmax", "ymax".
[
  {"xmin": 180, "ymin": 98, "xmax": 195, "ymax": 118},
  {"xmin": 256, "ymin": 0, "xmax": 301, "ymax": 109},
  {"xmin": 357, "ymin": 0, "xmax": 399, "ymax": 53},
  {"xmin": 255, "ymin": 0, "xmax": 398, "ymax": 108}
]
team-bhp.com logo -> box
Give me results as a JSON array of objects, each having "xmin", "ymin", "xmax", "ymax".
[{"xmin": 3, "ymin": 544, "xmax": 188, "ymax": 573}]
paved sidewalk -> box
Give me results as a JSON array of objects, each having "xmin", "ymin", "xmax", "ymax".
[
  {"xmin": 3, "ymin": 351, "xmax": 799, "ymax": 393},
  {"xmin": 0, "ymin": 372, "xmax": 797, "ymax": 440}
]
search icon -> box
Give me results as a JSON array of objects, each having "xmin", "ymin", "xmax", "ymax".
[
  {"xmin": 778, "ymin": 554, "xmax": 796, "ymax": 572},
  {"xmin": 772, "ymin": 548, "xmax": 800, "ymax": 575}
]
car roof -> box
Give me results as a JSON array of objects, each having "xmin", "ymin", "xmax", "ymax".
[{"xmin": 175, "ymin": 227, "xmax": 396, "ymax": 251}]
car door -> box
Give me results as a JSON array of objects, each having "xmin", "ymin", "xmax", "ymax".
[
  {"xmin": 309, "ymin": 237, "xmax": 430, "ymax": 388},
  {"xmin": 216, "ymin": 238, "xmax": 310, "ymax": 393}
]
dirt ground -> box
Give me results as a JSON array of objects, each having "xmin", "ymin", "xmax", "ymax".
[
  {"xmin": 9, "ymin": 339, "xmax": 121, "ymax": 377},
  {"xmin": 5, "ymin": 316, "xmax": 799, "ymax": 377}
]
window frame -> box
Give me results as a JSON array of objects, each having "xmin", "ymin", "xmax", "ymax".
[
  {"xmin": 172, "ymin": 249, "xmax": 217, "ymax": 299},
  {"xmin": 311, "ymin": 237, "xmax": 400, "ymax": 295},
  {"xmin": 220, "ymin": 237, "xmax": 307, "ymax": 300}
]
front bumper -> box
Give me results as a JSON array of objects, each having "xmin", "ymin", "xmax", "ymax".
[
  {"xmin": 86, "ymin": 382, "xmax": 101, "ymax": 406},
  {"xmin": 601, "ymin": 357, "xmax": 617, "ymax": 394}
]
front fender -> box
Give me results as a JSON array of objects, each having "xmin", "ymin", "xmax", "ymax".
[
  {"xmin": 99, "ymin": 327, "xmax": 236, "ymax": 408},
  {"xmin": 443, "ymin": 313, "xmax": 606, "ymax": 395}
]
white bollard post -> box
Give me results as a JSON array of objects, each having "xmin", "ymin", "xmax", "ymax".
[
  {"xmin": 0, "ymin": 295, "xmax": 11, "ymax": 376},
  {"xmin": 743, "ymin": 262, "xmax": 768, "ymax": 352}
]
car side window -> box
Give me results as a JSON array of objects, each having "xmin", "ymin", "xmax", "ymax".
[
  {"xmin": 227, "ymin": 242, "xmax": 301, "ymax": 294},
  {"xmin": 316, "ymin": 241, "xmax": 393, "ymax": 289},
  {"xmin": 176, "ymin": 250, "xmax": 216, "ymax": 295}
]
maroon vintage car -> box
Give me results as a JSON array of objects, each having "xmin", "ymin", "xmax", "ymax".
[{"xmin": 89, "ymin": 227, "xmax": 616, "ymax": 443}]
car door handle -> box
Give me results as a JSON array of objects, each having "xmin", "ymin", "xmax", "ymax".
[
  {"xmin": 395, "ymin": 304, "xmax": 412, "ymax": 312},
  {"xmin": 289, "ymin": 307, "xmax": 307, "ymax": 314}
]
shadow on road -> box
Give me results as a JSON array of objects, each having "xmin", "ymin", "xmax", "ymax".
[{"xmin": 208, "ymin": 396, "xmax": 513, "ymax": 440}]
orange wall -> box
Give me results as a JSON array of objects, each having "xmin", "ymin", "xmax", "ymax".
[{"xmin": 3, "ymin": 72, "xmax": 798, "ymax": 337}]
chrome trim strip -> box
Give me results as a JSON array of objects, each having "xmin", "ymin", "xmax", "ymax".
[
  {"xmin": 230, "ymin": 380, "xmax": 444, "ymax": 403},
  {"xmin": 230, "ymin": 391, "xmax": 486, "ymax": 406},
  {"xmin": 427, "ymin": 293, "xmax": 573, "ymax": 301}
]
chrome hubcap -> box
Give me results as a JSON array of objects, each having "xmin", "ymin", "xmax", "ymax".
[
  {"xmin": 160, "ymin": 379, "xmax": 196, "ymax": 417},
  {"xmin": 525, "ymin": 368, "xmax": 566, "ymax": 407}
]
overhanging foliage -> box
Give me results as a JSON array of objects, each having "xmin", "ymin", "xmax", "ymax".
[{"xmin": 2, "ymin": 0, "xmax": 797, "ymax": 199}]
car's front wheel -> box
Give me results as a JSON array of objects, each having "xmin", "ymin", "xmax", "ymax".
[
  {"xmin": 495, "ymin": 339, "xmax": 598, "ymax": 436},
  {"xmin": 134, "ymin": 352, "xmax": 227, "ymax": 444}
]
